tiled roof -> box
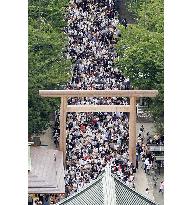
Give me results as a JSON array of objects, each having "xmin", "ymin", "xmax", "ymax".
[
  {"xmin": 114, "ymin": 174, "xmax": 158, "ymax": 205},
  {"xmin": 28, "ymin": 146, "xmax": 65, "ymax": 193},
  {"xmin": 57, "ymin": 166, "xmax": 158, "ymax": 205},
  {"xmin": 57, "ymin": 173, "xmax": 104, "ymax": 205}
]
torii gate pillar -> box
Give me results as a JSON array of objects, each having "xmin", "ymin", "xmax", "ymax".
[
  {"xmin": 59, "ymin": 97, "xmax": 67, "ymax": 166},
  {"xmin": 129, "ymin": 96, "xmax": 137, "ymax": 167}
]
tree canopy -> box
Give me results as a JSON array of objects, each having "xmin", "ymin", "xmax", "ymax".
[
  {"xmin": 116, "ymin": 0, "xmax": 164, "ymax": 134},
  {"xmin": 28, "ymin": 0, "xmax": 71, "ymax": 135}
]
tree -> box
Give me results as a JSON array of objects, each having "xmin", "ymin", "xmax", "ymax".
[
  {"xmin": 28, "ymin": 0, "xmax": 71, "ymax": 135},
  {"xmin": 116, "ymin": 0, "xmax": 164, "ymax": 134}
]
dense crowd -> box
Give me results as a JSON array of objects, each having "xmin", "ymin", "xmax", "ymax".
[
  {"xmin": 28, "ymin": 1, "xmax": 164, "ymax": 205},
  {"xmin": 28, "ymin": 194, "xmax": 64, "ymax": 205},
  {"xmin": 51, "ymin": 0, "xmax": 166, "ymax": 199},
  {"xmin": 51, "ymin": 0, "xmax": 138, "ymax": 197}
]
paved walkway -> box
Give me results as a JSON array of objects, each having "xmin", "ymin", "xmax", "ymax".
[
  {"xmin": 135, "ymin": 122, "xmax": 164, "ymax": 205},
  {"xmin": 147, "ymin": 169, "xmax": 164, "ymax": 205},
  {"xmin": 136, "ymin": 122, "xmax": 155, "ymax": 137},
  {"xmin": 135, "ymin": 162, "xmax": 164, "ymax": 205},
  {"xmin": 135, "ymin": 162, "xmax": 154, "ymax": 201},
  {"xmin": 35, "ymin": 126, "xmax": 57, "ymax": 150}
]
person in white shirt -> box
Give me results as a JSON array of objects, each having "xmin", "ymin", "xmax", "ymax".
[
  {"xmin": 146, "ymin": 163, "xmax": 151, "ymax": 175},
  {"xmin": 159, "ymin": 181, "xmax": 164, "ymax": 193},
  {"xmin": 144, "ymin": 158, "xmax": 149, "ymax": 173}
]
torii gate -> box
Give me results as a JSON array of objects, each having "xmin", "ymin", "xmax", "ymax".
[{"xmin": 39, "ymin": 90, "xmax": 158, "ymax": 167}]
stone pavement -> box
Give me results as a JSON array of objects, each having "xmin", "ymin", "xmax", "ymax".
[
  {"xmin": 134, "ymin": 161, "xmax": 164, "ymax": 205},
  {"xmin": 146, "ymin": 168, "xmax": 164, "ymax": 205},
  {"xmin": 37, "ymin": 126, "xmax": 57, "ymax": 150},
  {"xmin": 136, "ymin": 122, "xmax": 156, "ymax": 137},
  {"xmin": 134, "ymin": 162, "xmax": 155, "ymax": 201},
  {"xmin": 135, "ymin": 122, "xmax": 164, "ymax": 205}
]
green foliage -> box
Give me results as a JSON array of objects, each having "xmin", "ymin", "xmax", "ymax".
[
  {"xmin": 126, "ymin": 0, "xmax": 145, "ymax": 17},
  {"xmin": 28, "ymin": 0, "xmax": 71, "ymax": 135},
  {"xmin": 116, "ymin": 0, "xmax": 164, "ymax": 134},
  {"xmin": 137, "ymin": 0, "xmax": 164, "ymax": 33},
  {"xmin": 126, "ymin": 0, "xmax": 163, "ymax": 32}
]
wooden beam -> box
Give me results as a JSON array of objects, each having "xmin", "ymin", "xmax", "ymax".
[
  {"xmin": 39, "ymin": 90, "xmax": 158, "ymax": 98},
  {"xmin": 59, "ymin": 97, "xmax": 67, "ymax": 166},
  {"xmin": 66, "ymin": 105, "xmax": 130, "ymax": 113},
  {"xmin": 129, "ymin": 96, "xmax": 137, "ymax": 167}
]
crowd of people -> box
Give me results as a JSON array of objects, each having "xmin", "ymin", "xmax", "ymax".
[
  {"xmin": 52, "ymin": 111, "xmax": 60, "ymax": 148},
  {"xmin": 65, "ymin": 0, "xmax": 130, "ymax": 93},
  {"xmin": 51, "ymin": 0, "xmax": 138, "ymax": 197},
  {"xmin": 136, "ymin": 126, "xmax": 164, "ymax": 196},
  {"xmin": 28, "ymin": 194, "xmax": 64, "ymax": 205},
  {"xmin": 135, "ymin": 126, "xmax": 152, "ymax": 173},
  {"xmin": 147, "ymin": 133, "xmax": 164, "ymax": 145},
  {"xmin": 28, "ymin": 1, "xmax": 164, "ymax": 204},
  {"xmin": 51, "ymin": 0, "xmax": 164, "ymax": 201}
]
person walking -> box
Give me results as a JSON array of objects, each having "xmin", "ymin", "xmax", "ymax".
[
  {"xmin": 54, "ymin": 153, "xmax": 56, "ymax": 162},
  {"xmin": 28, "ymin": 195, "xmax": 33, "ymax": 205},
  {"xmin": 145, "ymin": 188, "xmax": 149, "ymax": 196},
  {"xmin": 136, "ymin": 159, "xmax": 138, "ymax": 169},
  {"xmin": 144, "ymin": 158, "xmax": 149, "ymax": 173},
  {"xmin": 146, "ymin": 163, "xmax": 151, "ymax": 175},
  {"xmin": 153, "ymin": 174, "xmax": 158, "ymax": 187},
  {"xmin": 159, "ymin": 181, "xmax": 164, "ymax": 194}
]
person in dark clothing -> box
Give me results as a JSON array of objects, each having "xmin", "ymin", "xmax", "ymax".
[
  {"xmin": 136, "ymin": 159, "xmax": 138, "ymax": 169},
  {"xmin": 28, "ymin": 195, "xmax": 33, "ymax": 205},
  {"xmin": 121, "ymin": 18, "xmax": 128, "ymax": 28}
]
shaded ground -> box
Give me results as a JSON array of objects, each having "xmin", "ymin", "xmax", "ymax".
[
  {"xmin": 33, "ymin": 125, "xmax": 57, "ymax": 150},
  {"xmin": 115, "ymin": 0, "xmax": 137, "ymax": 23}
]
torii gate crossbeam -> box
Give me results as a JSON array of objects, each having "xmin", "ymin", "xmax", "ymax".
[{"xmin": 39, "ymin": 90, "xmax": 158, "ymax": 167}]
